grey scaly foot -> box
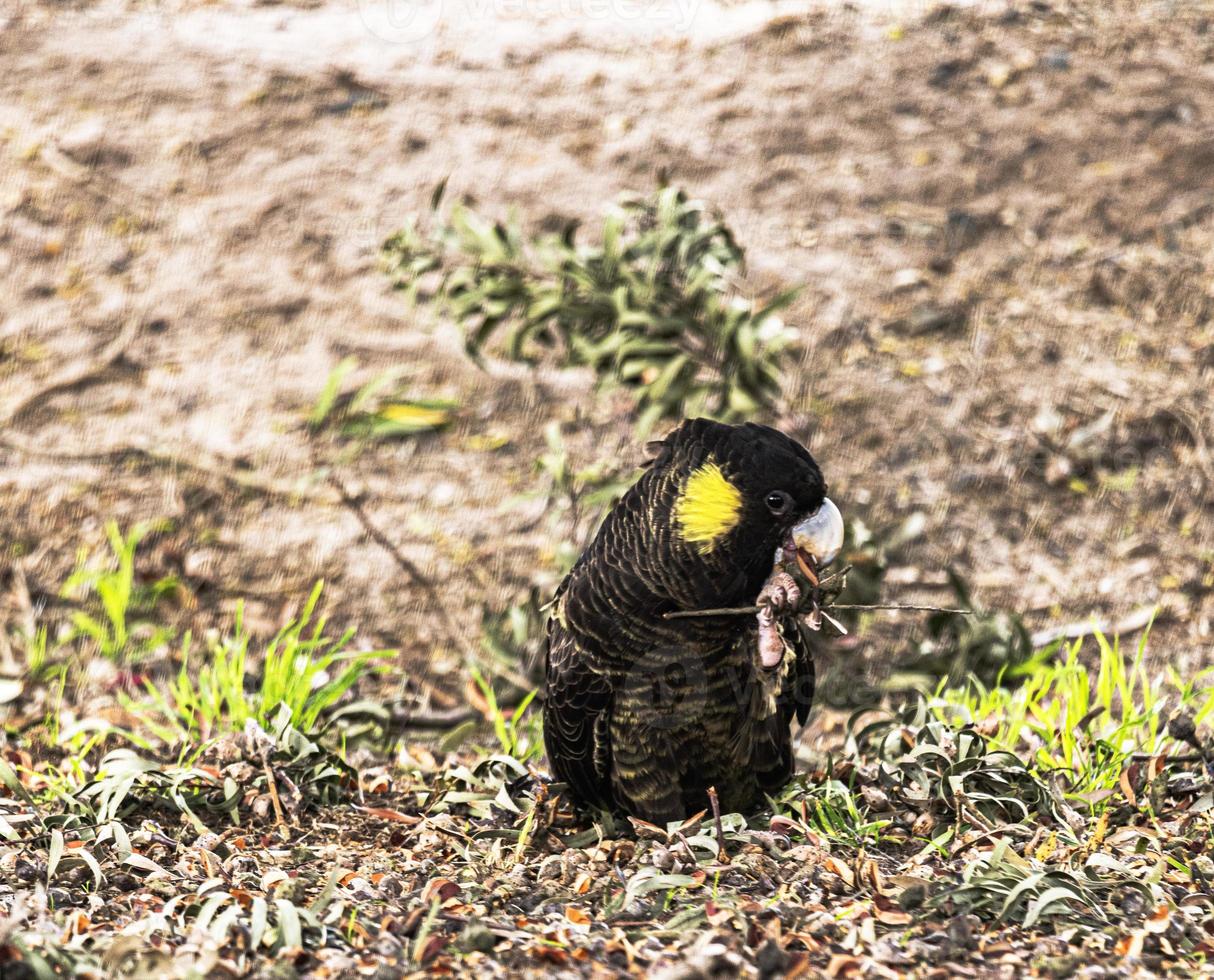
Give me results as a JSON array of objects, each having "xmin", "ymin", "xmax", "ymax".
[{"xmin": 756, "ymin": 570, "xmax": 800, "ymax": 669}]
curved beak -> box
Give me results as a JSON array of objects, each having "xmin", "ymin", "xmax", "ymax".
[{"xmin": 791, "ymin": 497, "xmax": 844, "ymax": 570}]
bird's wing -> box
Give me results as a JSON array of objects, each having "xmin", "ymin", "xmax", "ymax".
[{"xmin": 543, "ymin": 616, "xmax": 614, "ymax": 812}]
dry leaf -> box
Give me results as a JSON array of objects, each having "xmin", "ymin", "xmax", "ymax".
[
  {"xmin": 362, "ymin": 807, "xmax": 421, "ymax": 825},
  {"xmin": 422, "ymin": 877, "xmax": 460, "ymax": 903},
  {"xmin": 1120, "ymin": 769, "xmax": 1138, "ymax": 808},
  {"xmin": 826, "ymin": 954, "xmax": 863, "ymax": 977},
  {"xmin": 1144, "ymin": 904, "xmax": 1171, "ymax": 934}
]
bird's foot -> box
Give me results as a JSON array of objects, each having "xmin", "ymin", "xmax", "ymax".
[
  {"xmin": 756, "ymin": 571, "xmax": 801, "ymax": 669},
  {"xmin": 757, "ymin": 570, "xmax": 801, "ymax": 615}
]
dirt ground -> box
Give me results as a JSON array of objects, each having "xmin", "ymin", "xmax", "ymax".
[{"xmin": 2, "ymin": 0, "xmax": 1213, "ymax": 722}]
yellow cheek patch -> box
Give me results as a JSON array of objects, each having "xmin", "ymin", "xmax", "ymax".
[{"xmin": 675, "ymin": 461, "xmax": 742, "ymax": 553}]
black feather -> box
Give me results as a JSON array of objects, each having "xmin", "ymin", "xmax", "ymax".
[{"xmin": 543, "ymin": 419, "xmax": 828, "ymax": 822}]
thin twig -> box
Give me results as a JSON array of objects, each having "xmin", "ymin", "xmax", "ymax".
[
  {"xmin": 0, "ymin": 318, "xmax": 140, "ymax": 428},
  {"xmin": 323, "ymin": 470, "xmax": 438, "ymax": 600},
  {"xmin": 816, "ymin": 564, "xmax": 852, "ymax": 588},
  {"xmin": 320, "ymin": 467, "xmax": 478, "ymax": 665},
  {"xmin": 414, "ymin": 676, "xmax": 460, "ymax": 710},
  {"xmin": 663, "ymin": 602, "xmax": 972, "ymax": 621},
  {"xmin": 832, "ymin": 603, "xmax": 971, "ymax": 614},
  {"xmin": 9, "ymin": 559, "xmax": 37, "ymax": 643},
  {"xmin": 0, "ymin": 435, "xmax": 341, "ymax": 503},
  {"xmin": 319, "ymin": 461, "xmax": 544, "ymax": 708},
  {"xmin": 1129, "ymin": 753, "xmax": 1206, "ymax": 764},
  {"xmin": 707, "ymin": 785, "xmax": 729, "ymax": 864},
  {"xmin": 390, "ymin": 705, "xmax": 484, "ymax": 729},
  {"xmin": 1030, "ymin": 605, "xmax": 1164, "ymax": 649},
  {"xmin": 385, "ymin": 696, "xmax": 543, "ymax": 731},
  {"xmin": 260, "ymin": 751, "xmax": 288, "ymax": 833}
]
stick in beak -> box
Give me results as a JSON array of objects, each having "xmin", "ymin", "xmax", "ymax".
[{"xmin": 791, "ymin": 497, "xmax": 844, "ymax": 572}]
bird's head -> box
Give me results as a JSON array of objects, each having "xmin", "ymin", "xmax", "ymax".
[{"xmin": 649, "ymin": 418, "xmax": 843, "ymax": 608}]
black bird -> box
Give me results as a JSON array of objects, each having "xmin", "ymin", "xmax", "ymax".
[{"xmin": 543, "ymin": 418, "xmax": 843, "ymax": 824}]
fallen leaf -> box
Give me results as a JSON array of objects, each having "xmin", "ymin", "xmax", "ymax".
[
  {"xmin": 423, "ymin": 878, "xmax": 460, "ymax": 903},
  {"xmin": 361, "ymin": 807, "xmax": 421, "ymax": 825},
  {"xmin": 1120, "ymin": 769, "xmax": 1138, "ymax": 808},
  {"xmin": 826, "ymin": 954, "xmax": 863, "ymax": 977},
  {"xmin": 1144, "ymin": 904, "xmax": 1171, "ymax": 934}
]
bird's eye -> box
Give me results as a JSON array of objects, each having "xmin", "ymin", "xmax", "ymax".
[{"xmin": 765, "ymin": 491, "xmax": 793, "ymax": 516}]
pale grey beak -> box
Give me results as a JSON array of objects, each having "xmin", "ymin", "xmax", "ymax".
[{"xmin": 791, "ymin": 497, "xmax": 844, "ymax": 569}]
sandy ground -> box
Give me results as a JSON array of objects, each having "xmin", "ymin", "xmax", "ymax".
[{"xmin": 1, "ymin": 0, "xmax": 1212, "ymax": 721}]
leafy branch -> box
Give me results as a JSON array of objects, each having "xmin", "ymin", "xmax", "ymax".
[{"xmin": 383, "ymin": 186, "xmax": 799, "ymax": 430}]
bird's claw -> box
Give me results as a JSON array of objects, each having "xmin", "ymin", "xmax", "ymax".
[
  {"xmin": 757, "ymin": 570, "xmax": 801, "ymax": 615},
  {"xmin": 756, "ymin": 571, "xmax": 802, "ymax": 669}
]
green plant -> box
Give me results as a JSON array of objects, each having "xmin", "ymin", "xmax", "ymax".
[
  {"xmin": 137, "ymin": 582, "xmax": 394, "ymax": 740},
  {"xmin": 927, "ymin": 624, "xmax": 1206, "ymax": 801},
  {"xmin": 60, "ymin": 521, "xmax": 178, "ymax": 663},
  {"xmin": 23, "ymin": 626, "xmax": 56, "ymax": 680},
  {"xmin": 383, "ymin": 186, "xmax": 798, "ymax": 431},
  {"xmin": 933, "ymin": 837, "xmax": 1159, "ymax": 928},
  {"xmin": 0, "ymin": 626, "xmax": 66, "ymax": 707},
  {"xmin": 8, "ymin": 705, "xmax": 358, "ymax": 845},
  {"xmin": 478, "ymin": 587, "xmax": 549, "ymax": 687},
  {"xmin": 309, "ymin": 356, "xmax": 457, "ymax": 440},
  {"xmin": 530, "ymin": 421, "xmax": 639, "ymax": 568},
  {"xmin": 469, "ymin": 665, "xmax": 542, "ymax": 763},
  {"xmin": 478, "ymin": 425, "xmax": 640, "ymax": 685},
  {"xmin": 856, "ymin": 706, "xmax": 1072, "ymax": 834},
  {"xmin": 777, "ymin": 773, "xmax": 894, "ymax": 849}
]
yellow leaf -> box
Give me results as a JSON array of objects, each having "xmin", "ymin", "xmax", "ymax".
[
  {"xmin": 378, "ymin": 403, "xmax": 451, "ymax": 428},
  {"xmin": 464, "ymin": 433, "xmax": 510, "ymax": 452},
  {"xmin": 1034, "ymin": 831, "xmax": 1058, "ymax": 862}
]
